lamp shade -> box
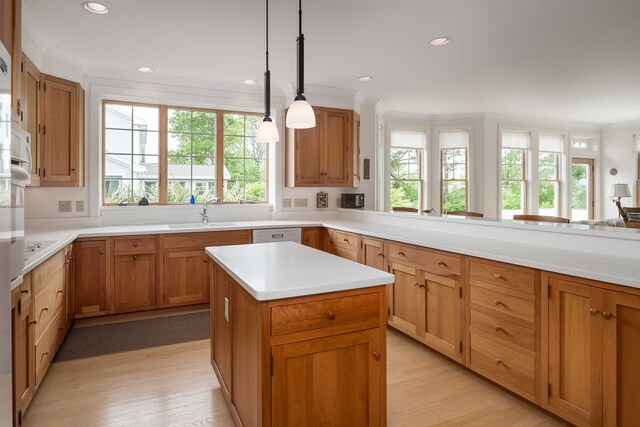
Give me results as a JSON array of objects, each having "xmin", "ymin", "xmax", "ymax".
[
  {"xmin": 607, "ymin": 183, "xmax": 631, "ymax": 198},
  {"xmin": 286, "ymin": 99, "xmax": 316, "ymax": 129},
  {"xmin": 256, "ymin": 119, "xmax": 279, "ymax": 143}
]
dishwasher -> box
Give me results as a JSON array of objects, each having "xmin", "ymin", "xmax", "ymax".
[{"xmin": 252, "ymin": 228, "xmax": 302, "ymax": 244}]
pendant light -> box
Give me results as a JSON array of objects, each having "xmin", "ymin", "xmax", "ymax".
[
  {"xmin": 286, "ymin": 0, "xmax": 316, "ymax": 129},
  {"xmin": 256, "ymin": 0, "xmax": 280, "ymax": 143}
]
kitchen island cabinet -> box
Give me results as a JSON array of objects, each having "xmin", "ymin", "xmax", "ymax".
[{"xmin": 207, "ymin": 242, "xmax": 394, "ymax": 426}]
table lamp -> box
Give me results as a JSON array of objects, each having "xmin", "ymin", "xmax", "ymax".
[{"xmin": 607, "ymin": 183, "xmax": 631, "ymax": 218}]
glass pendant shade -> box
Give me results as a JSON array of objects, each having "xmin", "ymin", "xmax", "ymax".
[
  {"xmin": 286, "ymin": 99, "xmax": 316, "ymax": 129},
  {"xmin": 256, "ymin": 118, "xmax": 279, "ymax": 143}
]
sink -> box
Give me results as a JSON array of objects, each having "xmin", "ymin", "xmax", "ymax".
[{"xmin": 168, "ymin": 222, "xmax": 236, "ymax": 229}]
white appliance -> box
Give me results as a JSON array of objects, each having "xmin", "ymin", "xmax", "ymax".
[
  {"xmin": 0, "ymin": 39, "xmax": 14, "ymax": 426},
  {"xmin": 252, "ymin": 228, "xmax": 302, "ymax": 244}
]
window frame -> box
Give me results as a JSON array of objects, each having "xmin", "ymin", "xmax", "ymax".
[
  {"xmin": 571, "ymin": 157, "xmax": 594, "ymax": 220},
  {"xmin": 440, "ymin": 147, "xmax": 468, "ymax": 213},
  {"xmin": 389, "ymin": 146, "xmax": 424, "ymax": 212},
  {"xmin": 538, "ymin": 151, "xmax": 561, "ymax": 216},
  {"xmin": 500, "ymin": 147, "xmax": 528, "ymax": 218},
  {"xmin": 102, "ymin": 100, "xmax": 269, "ymax": 206}
]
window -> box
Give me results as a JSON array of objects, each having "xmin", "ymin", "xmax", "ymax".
[
  {"xmin": 439, "ymin": 130, "xmax": 469, "ymax": 213},
  {"xmin": 102, "ymin": 101, "xmax": 267, "ymax": 205},
  {"xmin": 538, "ymin": 152, "xmax": 560, "ymax": 216},
  {"xmin": 571, "ymin": 139, "xmax": 588, "ymax": 150},
  {"xmin": 389, "ymin": 130, "xmax": 425, "ymax": 212},
  {"xmin": 500, "ymin": 132, "xmax": 530, "ymax": 219},
  {"xmin": 103, "ymin": 103, "xmax": 160, "ymax": 203}
]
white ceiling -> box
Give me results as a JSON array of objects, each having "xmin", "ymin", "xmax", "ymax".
[{"xmin": 26, "ymin": 0, "xmax": 640, "ymax": 124}]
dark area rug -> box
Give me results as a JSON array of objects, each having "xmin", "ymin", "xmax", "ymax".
[{"xmin": 54, "ymin": 311, "xmax": 210, "ymax": 362}]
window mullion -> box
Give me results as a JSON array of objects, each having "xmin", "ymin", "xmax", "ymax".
[
  {"xmin": 216, "ymin": 111, "xmax": 225, "ymax": 201},
  {"xmin": 159, "ymin": 106, "xmax": 168, "ymax": 205}
]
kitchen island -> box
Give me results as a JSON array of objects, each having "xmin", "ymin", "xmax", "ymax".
[{"xmin": 206, "ymin": 241, "xmax": 395, "ymax": 427}]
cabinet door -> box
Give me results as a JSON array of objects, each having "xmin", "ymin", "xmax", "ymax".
[
  {"xmin": 324, "ymin": 110, "xmax": 351, "ymax": 186},
  {"xmin": 74, "ymin": 240, "xmax": 108, "ymax": 317},
  {"xmin": 12, "ymin": 291, "xmax": 35, "ymax": 420},
  {"xmin": 324, "ymin": 229, "xmax": 337, "ymax": 255},
  {"xmin": 22, "ymin": 54, "xmax": 41, "ymax": 185},
  {"xmin": 603, "ymin": 291, "xmax": 640, "ymax": 427},
  {"xmin": 211, "ymin": 266, "xmax": 232, "ymax": 395},
  {"xmin": 293, "ymin": 110, "xmax": 324, "ymax": 185},
  {"xmin": 422, "ymin": 272, "xmax": 462, "ymax": 361},
  {"xmin": 0, "ymin": 0, "xmax": 12, "ymax": 57},
  {"xmin": 10, "ymin": 0, "xmax": 21, "ymax": 126},
  {"xmin": 388, "ymin": 261, "xmax": 424, "ymax": 338},
  {"xmin": 302, "ymin": 228, "xmax": 324, "ymax": 251},
  {"xmin": 352, "ymin": 112, "xmax": 360, "ymax": 187},
  {"xmin": 114, "ymin": 253, "xmax": 156, "ymax": 313},
  {"xmin": 271, "ymin": 329, "xmax": 383, "ymax": 427},
  {"xmin": 162, "ymin": 250, "xmax": 209, "ymax": 307},
  {"xmin": 42, "ymin": 75, "xmax": 82, "ymax": 186},
  {"xmin": 362, "ymin": 237, "xmax": 385, "ymax": 271},
  {"xmin": 547, "ymin": 277, "xmax": 603, "ymax": 425},
  {"xmin": 64, "ymin": 245, "xmax": 75, "ymax": 328}
]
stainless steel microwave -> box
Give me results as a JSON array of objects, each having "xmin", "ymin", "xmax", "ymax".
[{"xmin": 341, "ymin": 193, "xmax": 365, "ymax": 209}]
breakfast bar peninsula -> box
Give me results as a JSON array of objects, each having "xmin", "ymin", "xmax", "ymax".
[{"xmin": 206, "ymin": 241, "xmax": 395, "ymax": 426}]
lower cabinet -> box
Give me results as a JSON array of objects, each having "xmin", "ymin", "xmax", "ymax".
[
  {"xmin": 301, "ymin": 227, "xmax": 325, "ymax": 250},
  {"xmin": 114, "ymin": 253, "xmax": 156, "ymax": 313},
  {"xmin": 543, "ymin": 274, "xmax": 640, "ymax": 427},
  {"xmin": 162, "ymin": 251, "xmax": 210, "ymax": 306},
  {"xmin": 271, "ymin": 329, "xmax": 382, "ymax": 426},
  {"xmin": 11, "ymin": 276, "xmax": 35, "ymax": 426},
  {"xmin": 74, "ymin": 240, "xmax": 108, "ymax": 317}
]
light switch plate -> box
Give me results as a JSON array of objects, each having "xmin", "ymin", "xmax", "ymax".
[
  {"xmin": 75, "ymin": 200, "xmax": 85, "ymax": 212},
  {"xmin": 294, "ymin": 198, "xmax": 308, "ymax": 208},
  {"xmin": 58, "ymin": 200, "xmax": 72, "ymax": 213},
  {"xmin": 282, "ymin": 198, "xmax": 292, "ymax": 208}
]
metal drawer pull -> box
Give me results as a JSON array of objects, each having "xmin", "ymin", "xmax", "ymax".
[
  {"xmin": 495, "ymin": 358, "xmax": 502, "ymax": 365},
  {"xmin": 41, "ymin": 307, "xmax": 49, "ymax": 312},
  {"xmin": 589, "ymin": 308, "xmax": 598, "ymax": 315},
  {"xmin": 58, "ymin": 326, "xmax": 64, "ymax": 331},
  {"xmin": 21, "ymin": 289, "xmax": 29, "ymax": 294},
  {"xmin": 29, "ymin": 320, "xmax": 37, "ymax": 325},
  {"xmin": 397, "ymin": 251, "xmax": 405, "ymax": 256},
  {"xmin": 494, "ymin": 274, "xmax": 503, "ymax": 280},
  {"xmin": 494, "ymin": 325, "xmax": 502, "ymax": 331},
  {"xmin": 493, "ymin": 299, "xmax": 502, "ymax": 306},
  {"xmin": 377, "ymin": 253, "xmax": 384, "ymax": 258},
  {"xmin": 326, "ymin": 311, "xmax": 336, "ymax": 320},
  {"xmin": 343, "ymin": 238, "xmax": 349, "ymax": 243},
  {"xmin": 437, "ymin": 261, "xmax": 447, "ymax": 267},
  {"xmin": 602, "ymin": 311, "xmax": 612, "ymax": 320},
  {"xmin": 57, "ymin": 289, "xmax": 63, "ymax": 295},
  {"xmin": 373, "ymin": 352, "xmax": 381, "ymax": 360},
  {"xmin": 42, "ymin": 351, "xmax": 49, "ymax": 357}
]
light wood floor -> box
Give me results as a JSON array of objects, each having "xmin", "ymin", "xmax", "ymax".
[{"xmin": 24, "ymin": 328, "xmax": 563, "ymax": 427}]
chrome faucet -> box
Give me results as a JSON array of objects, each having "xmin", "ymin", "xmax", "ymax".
[{"xmin": 200, "ymin": 198, "xmax": 220, "ymax": 224}]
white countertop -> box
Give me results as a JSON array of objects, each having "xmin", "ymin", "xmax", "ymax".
[
  {"xmin": 16, "ymin": 215, "xmax": 640, "ymax": 292},
  {"xmin": 206, "ymin": 242, "xmax": 395, "ymax": 301}
]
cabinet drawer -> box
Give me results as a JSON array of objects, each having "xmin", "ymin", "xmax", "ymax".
[
  {"xmin": 334, "ymin": 231, "xmax": 359, "ymax": 251},
  {"xmin": 162, "ymin": 230, "xmax": 251, "ymax": 251},
  {"xmin": 335, "ymin": 246, "xmax": 359, "ymax": 263},
  {"xmin": 470, "ymin": 332, "xmax": 534, "ymax": 395},
  {"xmin": 470, "ymin": 285, "xmax": 534, "ymax": 324},
  {"xmin": 114, "ymin": 236, "xmax": 156, "ymax": 253},
  {"xmin": 388, "ymin": 243, "xmax": 461, "ymax": 277},
  {"xmin": 469, "ymin": 260, "xmax": 535, "ymax": 295},
  {"xmin": 34, "ymin": 271, "xmax": 65, "ymax": 341},
  {"xmin": 35, "ymin": 307, "xmax": 65, "ymax": 387},
  {"xmin": 18, "ymin": 273, "xmax": 33, "ymax": 308},
  {"xmin": 470, "ymin": 309, "xmax": 534, "ymax": 351},
  {"xmin": 33, "ymin": 249, "xmax": 64, "ymax": 295},
  {"xmin": 271, "ymin": 293, "xmax": 380, "ymax": 336}
]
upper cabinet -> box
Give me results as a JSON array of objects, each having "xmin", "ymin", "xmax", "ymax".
[
  {"xmin": 41, "ymin": 74, "xmax": 84, "ymax": 187},
  {"xmin": 22, "ymin": 54, "xmax": 41, "ymax": 186},
  {"xmin": 285, "ymin": 106, "xmax": 360, "ymax": 187},
  {"xmin": 1, "ymin": 0, "xmax": 22, "ymax": 126}
]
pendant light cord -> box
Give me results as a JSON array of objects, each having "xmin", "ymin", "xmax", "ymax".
[
  {"xmin": 299, "ymin": 0, "xmax": 302, "ymax": 35},
  {"xmin": 264, "ymin": 0, "xmax": 271, "ymax": 119},
  {"xmin": 266, "ymin": 0, "xmax": 269, "ymax": 71}
]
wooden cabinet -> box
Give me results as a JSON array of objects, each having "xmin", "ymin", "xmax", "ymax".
[
  {"xmin": 361, "ymin": 237, "xmax": 386, "ymax": 271},
  {"xmin": 543, "ymin": 274, "xmax": 640, "ymax": 427},
  {"xmin": 210, "ymin": 263, "xmax": 387, "ymax": 426},
  {"xmin": 74, "ymin": 240, "xmax": 109, "ymax": 317},
  {"xmin": 113, "ymin": 236, "xmax": 157, "ymax": 313},
  {"xmin": 63, "ymin": 245, "xmax": 75, "ymax": 329},
  {"xmin": 160, "ymin": 230, "xmax": 251, "ymax": 308},
  {"xmin": 22, "ymin": 54, "xmax": 42, "ymax": 186},
  {"xmin": 285, "ymin": 106, "xmax": 359, "ymax": 188},
  {"xmin": 331, "ymin": 230, "xmax": 360, "ymax": 262},
  {"xmin": 5, "ymin": 0, "xmax": 22, "ymax": 126},
  {"xmin": 388, "ymin": 260, "xmax": 423, "ymax": 337},
  {"xmin": 11, "ymin": 274, "xmax": 35, "ymax": 426},
  {"xmin": 41, "ymin": 74, "xmax": 84, "ymax": 187},
  {"xmin": 271, "ymin": 329, "xmax": 382, "ymax": 426},
  {"xmin": 301, "ymin": 227, "xmax": 324, "ymax": 251}
]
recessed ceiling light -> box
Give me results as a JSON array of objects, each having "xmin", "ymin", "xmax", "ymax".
[
  {"xmin": 430, "ymin": 37, "xmax": 451, "ymax": 46},
  {"xmin": 81, "ymin": 2, "xmax": 109, "ymax": 14},
  {"xmin": 137, "ymin": 67, "xmax": 154, "ymax": 73},
  {"xmin": 243, "ymin": 79, "xmax": 257, "ymax": 85},
  {"xmin": 358, "ymin": 76, "xmax": 374, "ymax": 82}
]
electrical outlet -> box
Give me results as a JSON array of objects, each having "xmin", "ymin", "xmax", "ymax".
[
  {"xmin": 75, "ymin": 200, "xmax": 85, "ymax": 212},
  {"xmin": 294, "ymin": 198, "xmax": 308, "ymax": 208},
  {"xmin": 282, "ymin": 198, "xmax": 292, "ymax": 208},
  {"xmin": 58, "ymin": 200, "xmax": 72, "ymax": 213}
]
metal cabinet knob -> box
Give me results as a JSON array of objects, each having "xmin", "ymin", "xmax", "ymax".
[
  {"xmin": 326, "ymin": 311, "xmax": 336, "ymax": 320},
  {"xmin": 133, "ymin": 242, "xmax": 138, "ymax": 247},
  {"xmin": 495, "ymin": 358, "xmax": 502, "ymax": 364},
  {"xmin": 602, "ymin": 311, "xmax": 612, "ymax": 320},
  {"xmin": 494, "ymin": 274, "xmax": 502, "ymax": 280},
  {"xmin": 589, "ymin": 308, "xmax": 598, "ymax": 316},
  {"xmin": 494, "ymin": 325, "xmax": 502, "ymax": 331},
  {"xmin": 133, "ymin": 255, "xmax": 138, "ymax": 260},
  {"xmin": 373, "ymin": 352, "xmax": 381, "ymax": 360},
  {"xmin": 493, "ymin": 299, "xmax": 502, "ymax": 306}
]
